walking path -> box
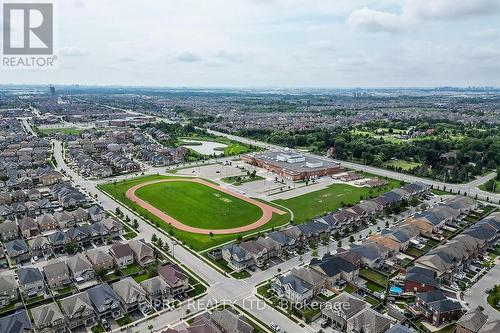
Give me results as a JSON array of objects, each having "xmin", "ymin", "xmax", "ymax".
[{"xmin": 125, "ymin": 178, "xmax": 287, "ymax": 234}]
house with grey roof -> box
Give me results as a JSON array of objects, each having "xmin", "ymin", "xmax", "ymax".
[
  {"xmin": 158, "ymin": 264, "xmax": 189, "ymax": 296},
  {"xmin": 0, "ymin": 273, "xmax": 18, "ymax": 308},
  {"xmin": 66, "ymin": 253, "xmax": 95, "ymax": 283},
  {"xmin": 54, "ymin": 211, "xmax": 76, "ymax": 229},
  {"xmin": 86, "ymin": 248, "xmax": 114, "ymax": 271},
  {"xmin": 346, "ymin": 306, "xmax": 394, "ymax": 333},
  {"xmin": 455, "ymin": 307, "xmax": 488, "ymax": 333},
  {"xmin": 239, "ymin": 240, "xmax": 269, "ymax": 267},
  {"xmin": 47, "ymin": 230, "xmax": 69, "ymax": 253},
  {"xmin": 385, "ymin": 323, "xmax": 415, "ymax": 333},
  {"xmin": 0, "ymin": 310, "xmax": 31, "ymax": 333},
  {"xmin": 30, "ymin": 302, "xmax": 65, "ymax": 333},
  {"xmin": 222, "ymin": 244, "xmax": 253, "ymax": 272},
  {"xmin": 256, "ymin": 236, "xmax": 282, "ymax": 258},
  {"xmin": 37, "ymin": 214, "xmax": 58, "ymax": 231},
  {"xmin": 0, "ymin": 221, "xmax": 18, "ymax": 241},
  {"xmin": 109, "ymin": 242, "xmax": 134, "ymax": 268},
  {"xmin": 322, "ymin": 292, "xmax": 367, "ymax": 331},
  {"xmin": 415, "ymin": 290, "xmax": 463, "ymax": 326},
  {"xmin": 87, "ymin": 283, "xmax": 123, "ymax": 319},
  {"xmin": 18, "ymin": 267, "xmax": 46, "ymax": 298},
  {"xmin": 4, "ymin": 239, "xmax": 30, "ymax": 262},
  {"xmin": 128, "ymin": 239, "xmax": 155, "ymax": 267},
  {"xmin": 43, "ymin": 260, "xmax": 71, "ymax": 289},
  {"xmin": 18, "ymin": 216, "xmax": 39, "ymax": 239},
  {"xmin": 88, "ymin": 205, "xmax": 105, "ymax": 222},
  {"xmin": 112, "ymin": 277, "xmax": 150, "ymax": 313},
  {"xmin": 71, "ymin": 207, "xmax": 89, "ymax": 223},
  {"xmin": 140, "ymin": 276, "xmax": 170, "ymax": 308},
  {"xmin": 271, "ymin": 272, "xmax": 314, "ymax": 305},
  {"xmin": 60, "ymin": 292, "xmax": 96, "ymax": 329},
  {"xmin": 310, "ymin": 253, "xmax": 359, "ymax": 283},
  {"xmin": 28, "ymin": 236, "xmax": 51, "ymax": 257},
  {"xmin": 98, "ymin": 218, "xmax": 123, "ymax": 238},
  {"xmin": 290, "ymin": 267, "xmax": 328, "ymax": 293},
  {"xmin": 210, "ymin": 308, "xmax": 253, "ymax": 333}
]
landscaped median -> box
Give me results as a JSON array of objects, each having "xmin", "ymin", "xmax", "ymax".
[{"xmin": 98, "ymin": 174, "xmax": 290, "ymax": 251}]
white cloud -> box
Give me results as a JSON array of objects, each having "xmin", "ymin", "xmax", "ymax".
[
  {"xmin": 347, "ymin": 0, "xmax": 500, "ymax": 33},
  {"xmin": 59, "ymin": 46, "xmax": 89, "ymax": 57},
  {"xmin": 346, "ymin": 7, "xmax": 403, "ymax": 33},
  {"xmin": 175, "ymin": 52, "xmax": 203, "ymax": 62}
]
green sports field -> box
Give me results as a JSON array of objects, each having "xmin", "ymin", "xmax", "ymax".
[
  {"xmin": 99, "ymin": 175, "xmax": 290, "ymax": 251},
  {"xmin": 134, "ymin": 181, "xmax": 263, "ymax": 229},
  {"xmin": 272, "ymin": 179, "xmax": 400, "ymax": 223}
]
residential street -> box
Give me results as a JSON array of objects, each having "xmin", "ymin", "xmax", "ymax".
[{"xmin": 463, "ymin": 261, "xmax": 500, "ymax": 318}]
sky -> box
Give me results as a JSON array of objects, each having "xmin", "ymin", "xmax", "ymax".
[{"xmin": 1, "ymin": 0, "xmax": 500, "ymax": 87}]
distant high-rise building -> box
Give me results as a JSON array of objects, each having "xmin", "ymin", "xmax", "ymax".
[{"xmin": 49, "ymin": 85, "xmax": 56, "ymax": 96}]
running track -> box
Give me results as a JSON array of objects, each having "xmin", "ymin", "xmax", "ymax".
[{"xmin": 125, "ymin": 178, "xmax": 287, "ymax": 235}]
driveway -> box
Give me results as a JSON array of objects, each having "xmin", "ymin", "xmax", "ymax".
[{"xmin": 463, "ymin": 261, "xmax": 500, "ymax": 318}]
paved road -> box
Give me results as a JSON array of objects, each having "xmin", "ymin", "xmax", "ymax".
[
  {"xmin": 205, "ymin": 129, "xmax": 499, "ymax": 203},
  {"xmin": 463, "ymin": 261, "xmax": 500, "ymax": 318},
  {"xmin": 51, "ymin": 139, "xmax": 311, "ymax": 333}
]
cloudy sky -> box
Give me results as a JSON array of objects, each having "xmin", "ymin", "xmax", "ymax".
[{"xmin": 2, "ymin": 0, "xmax": 500, "ymax": 87}]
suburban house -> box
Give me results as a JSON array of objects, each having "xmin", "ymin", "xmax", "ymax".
[
  {"xmin": 404, "ymin": 266, "xmax": 439, "ymax": 293},
  {"xmin": 4, "ymin": 239, "xmax": 30, "ymax": 262},
  {"xmin": 88, "ymin": 205, "xmax": 105, "ymax": 222},
  {"xmin": 66, "ymin": 253, "xmax": 95, "ymax": 283},
  {"xmin": 86, "ymin": 248, "xmax": 114, "ymax": 271},
  {"xmin": 18, "ymin": 216, "xmax": 39, "ymax": 238},
  {"xmin": 239, "ymin": 241, "xmax": 269, "ymax": 267},
  {"xmin": 310, "ymin": 253, "xmax": 360, "ymax": 284},
  {"xmin": 47, "ymin": 231, "xmax": 69, "ymax": 253},
  {"xmin": 54, "ymin": 211, "xmax": 76, "ymax": 228},
  {"xmin": 158, "ymin": 264, "xmax": 190, "ymax": 296},
  {"xmin": 222, "ymin": 244, "xmax": 253, "ymax": 272},
  {"xmin": 98, "ymin": 218, "xmax": 124, "ymax": 238},
  {"xmin": 210, "ymin": 308, "xmax": 254, "ymax": 333},
  {"xmin": 415, "ymin": 290, "xmax": 463, "ymax": 327},
  {"xmin": 31, "ymin": 302, "xmax": 66, "ymax": 333},
  {"xmin": 109, "ymin": 242, "xmax": 135, "ymax": 268},
  {"xmin": 0, "ymin": 310, "xmax": 32, "ymax": 333},
  {"xmin": 87, "ymin": 283, "xmax": 123, "ymax": 319},
  {"xmin": 43, "ymin": 260, "xmax": 71, "ymax": 289},
  {"xmin": 271, "ymin": 272, "xmax": 315, "ymax": 305},
  {"xmin": 322, "ymin": 292, "xmax": 393, "ymax": 333},
  {"xmin": 60, "ymin": 291, "xmax": 97, "ymax": 329},
  {"xmin": 0, "ymin": 273, "xmax": 18, "ymax": 308},
  {"xmin": 37, "ymin": 214, "xmax": 58, "ymax": 231},
  {"xmin": 128, "ymin": 239, "xmax": 156, "ymax": 267},
  {"xmin": 0, "ymin": 221, "xmax": 18, "ymax": 241},
  {"xmin": 112, "ymin": 277, "xmax": 150, "ymax": 313},
  {"xmin": 140, "ymin": 276, "xmax": 170, "ymax": 308},
  {"xmin": 18, "ymin": 267, "xmax": 46, "ymax": 298},
  {"xmin": 455, "ymin": 307, "xmax": 488, "ymax": 333}
]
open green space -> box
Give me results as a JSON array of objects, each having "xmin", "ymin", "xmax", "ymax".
[
  {"xmin": 99, "ymin": 175, "xmax": 290, "ymax": 251},
  {"xmin": 479, "ymin": 180, "xmax": 500, "ymax": 194},
  {"xmin": 135, "ymin": 180, "xmax": 263, "ymax": 229},
  {"xmin": 272, "ymin": 179, "xmax": 400, "ymax": 223},
  {"xmin": 487, "ymin": 285, "xmax": 500, "ymax": 312},
  {"xmin": 38, "ymin": 127, "xmax": 83, "ymax": 136},
  {"xmin": 383, "ymin": 159, "xmax": 422, "ymax": 170}
]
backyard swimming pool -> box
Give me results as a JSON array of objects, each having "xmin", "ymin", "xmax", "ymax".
[{"xmin": 390, "ymin": 285, "xmax": 403, "ymax": 295}]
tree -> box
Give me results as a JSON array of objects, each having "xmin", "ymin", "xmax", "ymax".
[
  {"xmin": 151, "ymin": 234, "xmax": 158, "ymax": 243},
  {"xmin": 209, "ymin": 231, "xmax": 214, "ymax": 239},
  {"xmin": 337, "ymin": 240, "xmax": 342, "ymax": 248},
  {"xmin": 64, "ymin": 241, "xmax": 78, "ymax": 254},
  {"xmin": 96, "ymin": 268, "xmax": 107, "ymax": 279},
  {"xmin": 312, "ymin": 249, "xmax": 319, "ymax": 258},
  {"xmin": 349, "ymin": 236, "xmax": 355, "ymax": 243}
]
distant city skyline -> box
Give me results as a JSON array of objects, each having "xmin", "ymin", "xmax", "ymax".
[{"xmin": 1, "ymin": 0, "xmax": 500, "ymax": 87}]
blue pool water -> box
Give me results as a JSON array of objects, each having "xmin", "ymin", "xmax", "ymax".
[{"xmin": 390, "ymin": 286, "xmax": 403, "ymax": 294}]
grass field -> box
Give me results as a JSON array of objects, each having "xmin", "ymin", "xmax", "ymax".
[
  {"xmin": 134, "ymin": 180, "xmax": 263, "ymax": 229},
  {"xmin": 272, "ymin": 180, "xmax": 400, "ymax": 223},
  {"xmin": 38, "ymin": 127, "xmax": 83, "ymax": 136},
  {"xmin": 221, "ymin": 175, "xmax": 265, "ymax": 186},
  {"xmin": 479, "ymin": 180, "xmax": 500, "ymax": 193},
  {"xmin": 99, "ymin": 175, "xmax": 290, "ymax": 251},
  {"xmin": 383, "ymin": 159, "xmax": 422, "ymax": 170}
]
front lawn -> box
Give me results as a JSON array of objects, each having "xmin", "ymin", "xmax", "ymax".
[{"xmin": 231, "ymin": 270, "xmax": 251, "ymax": 279}]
